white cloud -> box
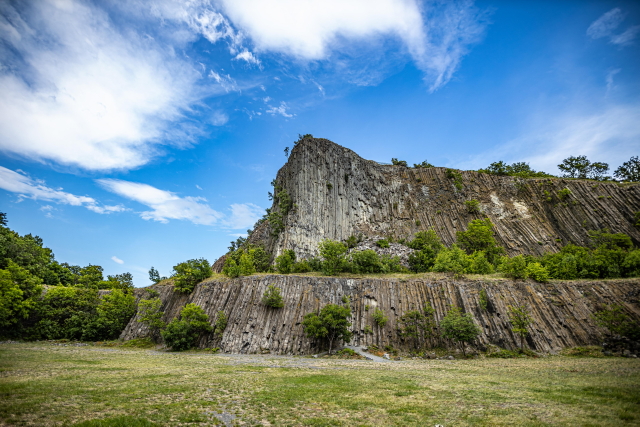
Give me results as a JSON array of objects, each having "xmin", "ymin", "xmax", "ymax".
[
  {"xmin": 0, "ymin": 166, "xmax": 125, "ymax": 213},
  {"xmin": 111, "ymin": 256, "xmax": 124, "ymax": 264},
  {"xmin": 97, "ymin": 178, "xmax": 223, "ymax": 225},
  {"xmin": 208, "ymin": 70, "xmax": 238, "ymax": 92},
  {"xmin": 223, "ymin": 203, "xmax": 264, "ymax": 230},
  {"xmin": 605, "ymin": 68, "xmax": 621, "ymax": 93},
  {"xmin": 219, "ymin": 0, "xmax": 487, "ymax": 91},
  {"xmin": 0, "ymin": 0, "xmax": 202, "ymax": 171},
  {"xmin": 458, "ymin": 105, "xmax": 640, "ymax": 174},
  {"xmin": 210, "ymin": 110, "xmax": 229, "ymax": 126},
  {"xmin": 587, "ymin": 8, "xmax": 639, "ymax": 46},
  {"xmin": 234, "ymin": 50, "xmax": 261, "ymax": 65},
  {"xmin": 266, "ymin": 101, "xmax": 294, "ymax": 117}
]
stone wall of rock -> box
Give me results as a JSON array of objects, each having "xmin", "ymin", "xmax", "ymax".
[
  {"xmin": 121, "ymin": 276, "xmax": 640, "ymax": 355},
  {"xmin": 241, "ymin": 138, "xmax": 640, "ymax": 262}
]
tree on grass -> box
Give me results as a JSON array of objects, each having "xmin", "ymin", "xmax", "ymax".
[
  {"xmin": 440, "ymin": 306, "xmax": 481, "ymax": 356},
  {"xmin": 162, "ymin": 304, "xmax": 212, "ymax": 351},
  {"xmin": 399, "ymin": 303, "xmax": 438, "ymax": 350},
  {"xmin": 507, "ymin": 304, "xmax": 533, "ymax": 351},
  {"xmin": 302, "ymin": 303, "xmax": 352, "ymax": 354}
]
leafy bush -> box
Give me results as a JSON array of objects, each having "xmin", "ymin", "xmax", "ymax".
[
  {"xmin": 525, "ymin": 262, "xmax": 549, "ymax": 282},
  {"xmin": 479, "ymin": 289, "xmax": 489, "ymax": 311},
  {"xmin": 162, "ymin": 303, "xmax": 212, "ymax": 351},
  {"xmin": 557, "ymin": 188, "xmax": 572, "ymax": 200},
  {"xmin": 560, "ymin": 346, "xmax": 604, "ymax": 357},
  {"xmin": 137, "ymin": 298, "xmax": 165, "ymax": 341},
  {"xmin": 408, "ymin": 229, "xmax": 444, "ymax": 272},
  {"xmin": 440, "ymin": 306, "xmax": 481, "ymax": 356},
  {"xmin": 275, "ymin": 249, "xmax": 296, "ymax": 274},
  {"xmin": 478, "ymin": 161, "xmax": 552, "ymax": 178},
  {"xmin": 465, "ymin": 199, "xmax": 481, "ymax": 213},
  {"xmin": 375, "ymin": 239, "xmax": 390, "ymax": 248},
  {"xmin": 212, "ymin": 310, "xmax": 227, "ymax": 339},
  {"xmin": 302, "ymin": 303, "xmax": 352, "ymax": 354},
  {"xmin": 432, "ymin": 245, "xmax": 471, "ymax": 275},
  {"xmin": 318, "ymin": 239, "xmax": 348, "ymax": 275},
  {"xmin": 262, "ymin": 285, "xmax": 284, "ymax": 308},
  {"xmin": 456, "ymin": 219, "xmax": 505, "ymax": 265},
  {"xmin": 335, "ymin": 348, "xmax": 357, "ymax": 357},
  {"xmin": 391, "ymin": 158, "xmax": 408, "ymax": 167},
  {"xmin": 413, "ymin": 160, "xmax": 434, "ymax": 168},
  {"xmin": 507, "ymin": 304, "xmax": 533, "ymax": 350},
  {"xmin": 223, "ymin": 245, "xmax": 269, "ymax": 277},
  {"xmin": 372, "ymin": 308, "xmax": 388, "ymax": 327},
  {"xmin": 292, "ymin": 260, "xmax": 313, "ymax": 273},
  {"xmin": 499, "ymin": 255, "xmax": 528, "ymax": 280},
  {"xmin": 445, "ymin": 169, "xmax": 463, "ymax": 190},
  {"xmin": 349, "ymin": 250, "xmax": 382, "ymax": 273},
  {"xmin": 468, "ymin": 251, "xmax": 494, "ymax": 274},
  {"xmin": 558, "ymin": 155, "xmax": 609, "ymax": 180},
  {"xmin": 614, "ymin": 156, "xmax": 640, "ymax": 182},
  {"xmin": 173, "ymin": 258, "xmax": 211, "ymax": 293},
  {"xmin": 399, "ymin": 303, "xmax": 438, "ymax": 350}
]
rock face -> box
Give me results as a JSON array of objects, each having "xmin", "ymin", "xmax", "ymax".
[
  {"xmin": 121, "ymin": 276, "xmax": 640, "ymax": 354},
  {"xmin": 242, "ymin": 138, "xmax": 640, "ymax": 261}
]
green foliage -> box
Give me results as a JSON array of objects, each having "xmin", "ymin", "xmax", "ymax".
[
  {"xmin": 267, "ymin": 183, "xmax": 294, "ymax": 236},
  {"xmin": 148, "ymin": 267, "xmax": 166, "ymax": 284},
  {"xmin": 345, "ymin": 235, "xmax": 359, "ymax": 249},
  {"xmin": 413, "ymin": 160, "xmax": 434, "ymax": 168},
  {"xmin": 557, "ymin": 188, "xmax": 572, "ymax": 200},
  {"xmin": 499, "ymin": 255, "xmax": 528, "ymax": 280},
  {"xmin": 440, "ymin": 307, "xmax": 481, "ymax": 355},
  {"xmin": 588, "ymin": 229, "xmax": 633, "ymax": 251},
  {"xmin": 172, "ymin": 258, "xmax": 211, "ymax": 293},
  {"xmin": 0, "ymin": 261, "xmax": 42, "ymax": 334},
  {"xmin": 349, "ymin": 250, "xmax": 383, "ymax": 273},
  {"xmin": 162, "ymin": 304, "xmax": 212, "ymax": 351},
  {"xmin": 432, "ymin": 245, "xmax": 471, "ymax": 276},
  {"xmin": 275, "ymin": 249, "xmax": 296, "ymax": 274},
  {"xmin": 465, "ymin": 199, "xmax": 481, "ymax": 213},
  {"xmin": 262, "ymin": 285, "xmax": 285, "ymax": 308},
  {"xmin": 445, "ymin": 168, "xmax": 463, "ymax": 190},
  {"xmin": 399, "ymin": 303, "xmax": 438, "ymax": 349},
  {"xmin": 302, "ymin": 303, "xmax": 352, "ymax": 354},
  {"xmin": 408, "ymin": 229, "xmax": 445, "ymax": 272},
  {"xmin": 507, "ymin": 304, "xmax": 533, "ymax": 350},
  {"xmin": 335, "ymin": 348, "xmax": 358, "ymax": 357},
  {"xmin": 372, "ymin": 308, "xmax": 388, "ymax": 328},
  {"xmin": 391, "ymin": 158, "xmax": 408, "ymax": 167},
  {"xmin": 318, "ymin": 239, "xmax": 348, "ymax": 275},
  {"xmin": 558, "ymin": 155, "xmax": 609, "ymax": 180},
  {"xmin": 295, "ymin": 133, "xmax": 313, "ymax": 144},
  {"xmin": 137, "ymin": 298, "xmax": 165, "ymax": 341},
  {"xmin": 525, "ymin": 262, "xmax": 550, "ymax": 283},
  {"xmin": 456, "ymin": 218, "xmax": 505, "ymax": 265},
  {"xmin": 82, "ymin": 289, "xmax": 136, "ymax": 341},
  {"xmin": 222, "ymin": 245, "xmax": 268, "ymax": 277},
  {"xmin": 375, "ymin": 239, "xmax": 390, "ymax": 248},
  {"xmin": 614, "ymin": 156, "xmax": 640, "ymax": 182},
  {"xmin": 635, "ymin": 212, "xmax": 640, "ymax": 228},
  {"xmin": 479, "ymin": 289, "xmax": 489, "ymax": 311},
  {"xmin": 593, "ymin": 304, "xmax": 640, "ymax": 340},
  {"xmin": 212, "ymin": 310, "xmax": 227, "ymax": 339},
  {"xmin": 478, "ymin": 161, "xmax": 552, "ymax": 178},
  {"xmin": 468, "ymin": 251, "xmax": 494, "ymax": 274},
  {"xmin": 72, "ymin": 416, "xmax": 159, "ymax": 427},
  {"xmin": 292, "ymin": 260, "xmax": 313, "ymax": 273},
  {"xmin": 364, "ymin": 325, "xmax": 373, "ymax": 334}
]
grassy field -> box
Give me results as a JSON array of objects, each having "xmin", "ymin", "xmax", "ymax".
[{"xmin": 1, "ymin": 342, "xmax": 639, "ymax": 426}]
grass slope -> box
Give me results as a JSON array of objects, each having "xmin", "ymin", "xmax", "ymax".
[{"xmin": 1, "ymin": 342, "xmax": 639, "ymax": 426}]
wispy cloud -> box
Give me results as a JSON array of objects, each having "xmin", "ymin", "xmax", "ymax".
[
  {"xmin": 587, "ymin": 8, "xmax": 639, "ymax": 46},
  {"xmin": 219, "ymin": 0, "xmax": 488, "ymax": 91},
  {"xmin": 96, "ymin": 178, "xmax": 262, "ymax": 229},
  {"xmin": 0, "ymin": 166, "xmax": 125, "ymax": 213},
  {"xmin": 111, "ymin": 256, "xmax": 124, "ymax": 265},
  {"xmin": 0, "ymin": 0, "xmax": 205, "ymax": 171},
  {"xmin": 266, "ymin": 101, "xmax": 294, "ymax": 118},
  {"xmin": 97, "ymin": 179, "xmax": 223, "ymax": 225},
  {"xmin": 234, "ymin": 50, "xmax": 261, "ymax": 66},
  {"xmin": 458, "ymin": 105, "xmax": 640, "ymax": 174}
]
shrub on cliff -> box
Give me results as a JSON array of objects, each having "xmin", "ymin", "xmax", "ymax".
[
  {"xmin": 456, "ymin": 219, "xmax": 505, "ymax": 265},
  {"xmin": 349, "ymin": 250, "xmax": 383, "ymax": 273},
  {"xmin": 222, "ymin": 245, "xmax": 268, "ymax": 277},
  {"xmin": 162, "ymin": 303, "xmax": 212, "ymax": 351},
  {"xmin": 593, "ymin": 304, "xmax": 640, "ymax": 340},
  {"xmin": 173, "ymin": 258, "xmax": 211, "ymax": 293},
  {"xmin": 408, "ymin": 229, "xmax": 444, "ymax": 272},
  {"xmin": 499, "ymin": 255, "xmax": 528, "ymax": 280},
  {"xmin": 432, "ymin": 245, "xmax": 471, "ymax": 276},
  {"xmin": 275, "ymin": 250, "xmax": 296, "ymax": 274},
  {"xmin": 262, "ymin": 285, "xmax": 284, "ymax": 308},
  {"xmin": 508, "ymin": 304, "xmax": 533, "ymax": 351},
  {"xmin": 525, "ymin": 262, "xmax": 549, "ymax": 283}
]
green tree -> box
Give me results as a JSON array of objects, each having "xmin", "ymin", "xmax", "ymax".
[
  {"xmin": 82, "ymin": 289, "xmax": 136, "ymax": 341},
  {"xmin": 302, "ymin": 303, "xmax": 352, "ymax": 354},
  {"xmin": 173, "ymin": 258, "xmax": 211, "ymax": 293},
  {"xmin": 432, "ymin": 245, "xmax": 471, "ymax": 276},
  {"xmin": 391, "ymin": 158, "xmax": 408, "ymax": 167},
  {"xmin": 148, "ymin": 267, "xmax": 166, "ymax": 284},
  {"xmin": 162, "ymin": 303, "xmax": 212, "ymax": 351},
  {"xmin": 399, "ymin": 303, "xmax": 438, "ymax": 350},
  {"xmin": 525, "ymin": 262, "xmax": 549, "ymax": 283},
  {"xmin": 593, "ymin": 304, "xmax": 640, "ymax": 340},
  {"xmin": 318, "ymin": 239, "xmax": 347, "ymax": 275},
  {"xmin": 558, "ymin": 155, "xmax": 609, "ymax": 180},
  {"xmin": 0, "ymin": 261, "xmax": 42, "ymax": 335},
  {"xmin": 262, "ymin": 285, "xmax": 285, "ymax": 308},
  {"xmin": 275, "ymin": 250, "xmax": 296, "ymax": 274},
  {"xmin": 102, "ymin": 273, "xmax": 134, "ymax": 291},
  {"xmin": 408, "ymin": 229, "xmax": 444, "ymax": 272},
  {"xmin": 78, "ymin": 265, "xmax": 104, "ymax": 289},
  {"xmin": 456, "ymin": 219, "xmax": 505, "ymax": 265},
  {"xmin": 137, "ymin": 298, "xmax": 166, "ymax": 341},
  {"xmin": 614, "ymin": 156, "xmax": 640, "ymax": 182},
  {"xmin": 440, "ymin": 306, "xmax": 481, "ymax": 356},
  {"xmin": 507, "ymin": 304, "xmax": 533, "ymax": 351},
  {"xmin": 499, "ymin": 255, "xmax": 528, "ymax": 280},
  {"xmin": 212, "ymin": 310, "xmax": 227, "ymax": 340},
  {"xmin": 350, "ymin": 250, "xmax": 383, "ymax": 273}
]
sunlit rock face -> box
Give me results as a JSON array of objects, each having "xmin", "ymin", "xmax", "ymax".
[{"xmin": 245, "ymin": 137, "xmax": 640, "ymax": 261}]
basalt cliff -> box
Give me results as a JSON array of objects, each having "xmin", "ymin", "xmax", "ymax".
[{"xmin": 122, "ymin": 138, "xmax": 640, "ymax": 354}]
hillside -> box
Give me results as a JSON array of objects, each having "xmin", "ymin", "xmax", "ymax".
[{"xmin": 235, "ymin": 137, "xmax": 640, "ymax": 263}]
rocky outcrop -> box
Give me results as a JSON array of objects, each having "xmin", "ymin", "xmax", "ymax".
[
  {"xmin": 242, "ymin": 138, "xmax": 640, "ymax": 261},
  {"xmin": 121, "ymin": 276, "xmax": 640, "ymax": 355}
]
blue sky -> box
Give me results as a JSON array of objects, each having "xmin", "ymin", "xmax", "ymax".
[{"xmin": 1, "ymin": 0, "xmax": 639, "ymax": 286}]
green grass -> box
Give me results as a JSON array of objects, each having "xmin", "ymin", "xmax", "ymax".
[{"xmin": 1, "ymin": 342, "xmax": 639, "ymax": 426}]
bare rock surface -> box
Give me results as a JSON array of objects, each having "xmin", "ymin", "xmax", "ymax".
[{"xmin": 121, "ymin": 275, "xmax": 640, "ymax": 355}]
